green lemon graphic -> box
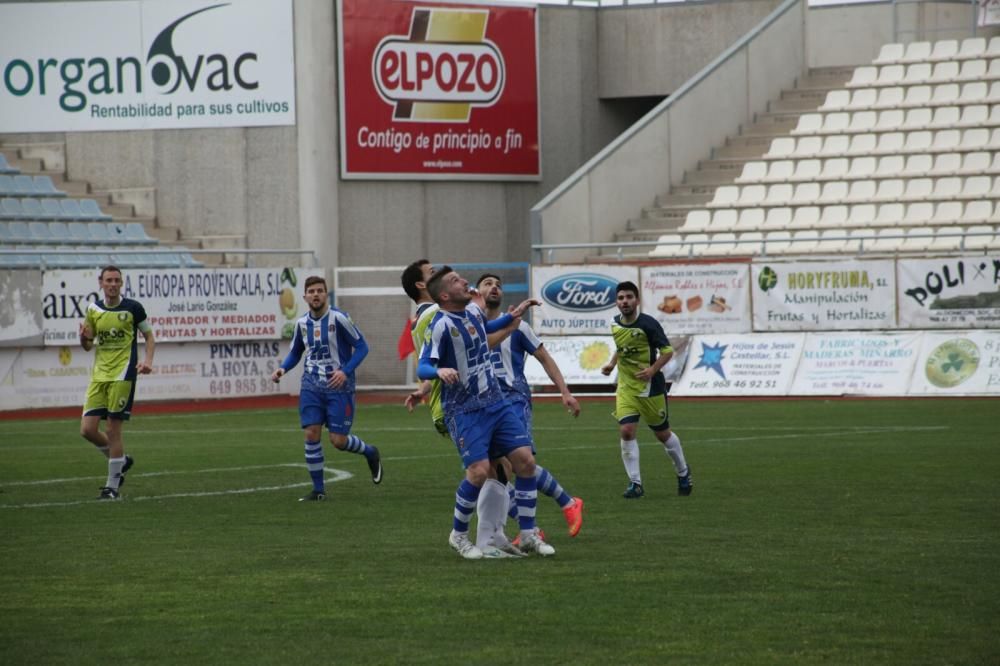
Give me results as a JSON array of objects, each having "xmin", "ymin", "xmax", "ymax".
[
  {"xmin": 758, "ymin": 266, "xmax": 777, "ymax": 292},
  {"xmin": 925, "ymin": 339, "xmax": 979, "ymax": 388}
]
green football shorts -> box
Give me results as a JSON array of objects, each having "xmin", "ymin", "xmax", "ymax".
[
  {"xmin": 83, "ymin": 380, "xmax": 135, "ymax": 420},
  {"xmin": 614, "ymin": 392, "xmax": 670, "ymax": 431}
]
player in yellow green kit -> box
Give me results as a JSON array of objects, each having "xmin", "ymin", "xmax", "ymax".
[
  {"xmin": 79, "ymin": 265, "xmax": 155, "ymax": 500},
  {"xmin": 401, "ymin": 259, "xmax": 446, "ymax": 433},
  {"xmin": 601, "ymin": 281, "xmax": 692, "ymax": 499}
]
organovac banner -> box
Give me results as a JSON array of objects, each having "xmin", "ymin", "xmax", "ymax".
[
  {"xmin": 531, "ymin": 265, "xmax": 639, "ymax": 335},
  {"xmin": 40, "ymin": 267, "xmax": 323, "ymax": 345},
  {"xmin": 751, "ymin": 260, "xmax": 896, "ymax": 331},
  {"xmin": 789, "ymin": 332, "xmax": 921, "ymax": 396},
  {"xmin": 337, "ymin": 0, "xmax": 540, "ymax": 180},
  {"xmin": 897, "ymin": 255, "xmax": 1000, "ymax": 328},
  {"xmin": 640, "ymin": 263, "xmax": 751, "ymax": 335},
  {"xmin": 0, "ymin": 0, "xmax": 295, "ymax": 132},
  {"xmin": 908, "ymin": 330, "xmax": 1000, "ymax": 395},
  {"xmin": 673, "ymin": 333, "xmax": 804, "ymax": 396}
]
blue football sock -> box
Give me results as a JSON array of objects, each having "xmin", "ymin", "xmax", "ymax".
[
  {"xmin": 344, "ymin": 434, "xmax": 376, "ymax": 459},
  {"xmin": 453, "ymin": 480, "xmax": 480, "ymax": 533},
  {"xmin": 536, "ymin": 465, "xmax": 572, "ymax": 508},
  {"xmin": 304, "ymin": 440, "xmax": 324, "ymax": 491},
  {"xmin": 514, "ymin": 475, "xmax": 537, "ymax": 532}
]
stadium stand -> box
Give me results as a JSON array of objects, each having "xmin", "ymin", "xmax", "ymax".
[
  {"xmin": 0, "ymin": 143, "xmax": 206, "ymax": 268},
  {"xmin": 641, "ymin": 37, "xmax": 1000, "ymax": 259}
]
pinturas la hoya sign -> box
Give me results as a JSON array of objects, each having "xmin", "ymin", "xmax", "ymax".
[
  {"xmin": 0, "ymin": 0, "xmax": 295, "ymax": 131},
  {"xmin": 338, "ymin": 0, "xmax": 540, "ymax": 180}
]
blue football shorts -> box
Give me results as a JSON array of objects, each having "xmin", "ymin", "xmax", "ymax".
[
  {"xmin": 299, "ymin": 385, "xmax": 355, "ymax": 434},
  {"xmin": 445, "ymin": 400, "xmax": 533, "ymax": 468}
]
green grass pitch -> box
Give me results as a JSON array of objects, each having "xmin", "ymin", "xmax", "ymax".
[{"xmin": 1, "ymin": 397, "xmax": 998, "ymax": 664}]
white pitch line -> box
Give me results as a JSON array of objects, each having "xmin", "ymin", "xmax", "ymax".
[{"xmin": 0, "ymin": 468, "xmax": 352, "ymax": 509}]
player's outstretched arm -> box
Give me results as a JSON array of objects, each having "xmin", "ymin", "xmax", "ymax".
[
  {"xmin": 534, "ymin": 346, "xmax": 580, "ymax": 417},
  {"xmin": 271, "ymin": 367, "xmax": 285, "ymax": 383},
  {"xmin": 601, "ymin": 352, "xmax": 618, "ymax": 376},
  {"xmin": 509, "ymin": 298, "xmax": 541, "ymax": 319},
  {"xmin": 405, "ymin": 380, "xmax": 433, "ymax": 412}
]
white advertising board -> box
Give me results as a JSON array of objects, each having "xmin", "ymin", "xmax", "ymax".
[
  {"xmin": 673, "ymin": 333, "xmax": 804, "ymax": 396},
  {"xmin": 521, "ymin": 335, "xmax": 692, "ymax": 387},
  {"xmin": 640, "ymin": 263, "xmax": 751, "ymax": 335},
  {"xmin": 751, "ymin": 260, "xmax": 896, "ymax": 331},
  {"xmin": 897, "ymin": 256, "xmax": 1000, "ymax": 329},
  {"xmin": 0, "ymin": 269, "xmax": 44, "ymax": 346},
  {"xmin": 0, "ymin": 0, "xmax": 295, "ymax": 132},
  {"xmin": 908, "ymin": 330, "xmax": 1000, "ymax": 395},
  {"xmin": 532, "ymin": 265, "xmax": 639, "ymax": 335},
  {"xmin": 0, "ymin": 340, "xmax": 303, "ymax": 411},
  {"xmin": 41, "ymin": 267, "xmax": 323, "ymax": 345},
  {"xmin": 790, "ymin": 332, "xmax": 922, "ymax": 396}
]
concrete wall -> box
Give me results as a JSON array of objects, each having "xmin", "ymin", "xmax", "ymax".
[
  {"xmin": 598, "ymin": 0, "xmax": 783, "ymax": 98},
  {"xmin": 532, "ymin": 0, "xmax": 807, "ymax": 264}
]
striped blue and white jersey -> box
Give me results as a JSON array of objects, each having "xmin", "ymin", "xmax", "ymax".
[
  {"xmin": 280, "ymin": 307, "xmax": 368, "ymax": 393},
  {"xmin": 419, "ymin": 303, "xmax": 504, "ymax": 416},
  {"xmin": 490, "ymin": 320, "xmax": 541, "ymax": 403}
]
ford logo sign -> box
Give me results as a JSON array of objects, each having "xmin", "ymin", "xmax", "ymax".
[{"xmin": 541, "ymin": 274, "xmax": 618, "ymax": 312}]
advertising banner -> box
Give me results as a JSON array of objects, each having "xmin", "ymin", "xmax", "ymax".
[
  {"xmin": 789, "ymin": 332, "xmax": 921, "ymax": 396},
  {"xmin": 673, "ymin": 333, "xmax": 804, "ymax": 396},
  {"xmin": 641, "ymin": 263, "xmax": 751, "ymax": 335},
  {"xmin": 0, "ymin": 0, "xmax": 295, "ymax": 132},
  {"xmin": 0, "ymin": 269, "xmax": 44, "ymax": 347},
  {"xmin": 531, "ymin": 264, "xmax": 639, "ymax": 335},
  {"xmin": 908, "ymin": 330, "xmax": 1000, "ymax": 395},
  {"xmin": 0, "ymin": 341, "xmax": 303, "ymax": 411},
  {"xmin": 522, "ymin": 336, "xmax": 617, "ymax": 386},
  {"xmin": 897, "ymin": 255, "xmax": 1000, "ymax": 328},
  {"xmin": 337, "ymin": 0, "xmax": 540, "ymax": 180},
  {"xmin": 40, "ymin": 267, "xmax": 323, "ymax": 345},
  {"xmin": 751, "ymin": 260, "xmax": 896, "ymax": 331}
]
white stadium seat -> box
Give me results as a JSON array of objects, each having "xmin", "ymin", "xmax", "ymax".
[
  {"xmin": 733, "ymin": 231, "xmax": 764, "ymax": 255},
  {"xmin": 876, "ymin": 155, "xmax": 905, "ymax": 177},
  {"xmin": 736, "ymin": 161, "xmax": 766, "ymax": 183},
  {"xmin": 791, "ymin": 182, "xmax": 820, "ymax": 205},
  {"xmin": 847, "ymin": 88, "xmax": 878, "ymax": 109},
  {"xmin": 932, "ymin": 177, "xmax": 962, "ymax": 199},
  {"xmin": 962, "ymin": 176, "xmax": 991, "ymax": 198},
  {"xmin": 818, "ymin": 205, "xmax": 849, "ymax": 228},
  {"xmin": 961, "ymin": 152, "xmax": 990, "ymax": 174},
  {"xmin": 902, "ymin": 42, "xmax": 932, "ymax": 63},
  {"xmin": 703, "ymin": 232, "xmax": 737, "ymax": 256},
  {"xmin": 900, "ymin": 227, "xmax": 933, "ymax": 252},
  {"xmin": 988, "ymin": 36, "xmax": 1000, "ymax": 57},
  {"xmin": 904, "ymin": 62, "xmax": 932, "ymax": 84},
  {"xmin": 902, "ymin": 202, "xmax": 934, "ymax": 226},
  {"xmin": 848, "ymin": 156, "xmax": 876, "ymax": 178},
  {"xmin": 875, "ymin": 43, "xmax": 905, "ymax": 65},
  {"xmin": 846, "ymin": 180, "xmax": 876, "ymax": 202},
  {"xmin": 876, "ymin": 132, "xmax": 904, "ymax": 154},
  {"xmin": 791, "ymin": 206, "xmax": 820, "ymax": 229},
  {"xmin": 958, "ymin": 37, "xmax": 987, "ymax": 60},
  {"xmin": 874, "ymin": 203, "xmax": 906, "ymax": 227},
  {"xmin": 903, "ymin": 107, "xmax": 932, "ymax": 129},
  {"xmin": 877, "ymin": 109, "xmax": 905, "ymax": 130},
  {"xmin": 764, "ymin": 183, "xmax": 793, "ymax": 206},
  {"xmin": 964, "ymin": 225, "xmax": 995, "ymax": 249},
  {"xmin": 736, "ymin": 208, "xmax": 765, "ymax": 230},
  {"xmin": 846, "ymin": 203, "xmax": 877, "ymax": 227},
  {"xmin": 815, "ymin": 229, "xmax": 848, "ymax": 253},
  {"xmin": 763, "ymin": 207, "xmax": 792, "ymax": 230},
  {"xmin": 931, "ymin": 201, "xmax": 963, "ymax": 225},
  {"xmin": 792, "ymin": 114, "xmax": 823, "ymax": 135},
  {"xmin": 961, "ymin": 200, "xmax": 993, "ymax": 223},
  {"xmin": 849, "ymin": 111, "xmax": 877, "ymax": 132},
  {"xmin": 960, "ymin": 81, "xmax": 988, "ymax": 104},
  {"xmin": 738, "ymin": 185, "xmax": 767, "ymax": 206},
  {"xmin": 958, "ymin": 59, "xmax": 987, "ymax": 81},
  {"xmin": 929, "ymin": 106, "xmax": 960, "ymax": 129},
  {"xmin": 819, "ymin": 181, "xmax": 848, "ymax": 204},
  {"xmin": 875, "ymin": 179, "xmax": 905, "ymax": 201},
  {"xmin": 876, "ymin": 86, "xmax": 906, "ymax": 108},
  {"xmin": 903, "ymin": 85, "xmax": 932, "ymax": 107},
  {"xmin": 927, "ymin": 227, "xmax": 963, "ymax": 251},
  {"xmin": 764, "ymin": 230, "xmax": 792, "ymax": 254},
  {"xmin": 710, "ymin": 186, "xmax": 739, "ymax": 206},
  {"xmin": 711, "ymin": 209, "xmax": 739, "ymax": 231},
  {"xmin": 878, "ymin": 64, "xmax": 905, "ymax": 85},
  {"xmin": 868, "ymin": 228, "xmax": 905, "ymax": 252},
  {"xmin": 765, "ymin": 138, "xmax": 795, "ymax": 158},
  {"xmin": 904, "ymin": 130, "xmax": 933, "ymax": 152},
  {"xmin": 793, "ymin": 159, "xmax": 822, "ymax": 182},
  {"xmin": 930, "ymin": 40, "xmax": 958, "ymax": 61},
  {"xmin": 847, "ymin": 66, "xmax": 878, "ymax": 87},
  {"xmin": 680, "ymin": 210, "xmax": 710, "ymax": 232},
  {"xmin": 821, "ymin": 158, "xmax": 849, "ymax": 180},
  {"xmin": 767, "ymin": 160, "xmax": 795, "ymax": 182},
  {"xmin": 903, "ymin": 154, "xmax": 934, "ymax": 176},
  {"xmin": 849, "ymin": 228, "xmax": 877, "ymax": 252},
  {"xmin": 958, "ymin": 105, "xmax": 988, "ymax": 127},
  {"xmin": 649, "ymin": 234, "xmax": 684, "ymax": 258},
  {"xmin": 819, "ymin": 89, "xmax": 850, "ymax": 111}
]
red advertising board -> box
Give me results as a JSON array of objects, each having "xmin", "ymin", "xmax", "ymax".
[{"xmin": 337, "ymin": 0, "xmax": 540, "ymax": 180}]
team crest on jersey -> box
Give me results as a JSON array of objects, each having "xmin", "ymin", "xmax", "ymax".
[
  {"xmin": 467, "ymin": 326, "xmax": 476, "ymax": 336},
  {"xmin": 117, "ymin": 312, "xmax": 128, "ymax": 321},
  {"xmin": 313, "ymin": 327, "xmax": 321, "ymax": 339},
  {"xmin": 450, "ymin": 327, "xmax": 460, "ymax": 338}
]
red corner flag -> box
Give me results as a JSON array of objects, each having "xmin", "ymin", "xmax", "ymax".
[{"xmin": 397, "ymin": 318, "xmax": 415, "ymax": 360}]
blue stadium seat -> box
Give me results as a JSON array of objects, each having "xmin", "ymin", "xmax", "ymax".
[
  {"xmin": 60, "ymin": 199, "xmax": 86, "ymax": 221},
  {"xmin": 67, "ymin": 221, "xmax": 90, "ymax": 243},
  {"xmin": 87, "ymin": 222, "xmax": 110, "ymax": 243},
  {"xmin": 124, "ymin": 222, "xmax": 156, "ymax": 245},
  {"xmin": 0, "ymin": 247, "xmax": 38, "ymax": 268},
  {"xmin": 7, "ymin": 221, "xmax": 31, "ymax": 243},
  {"xmin": 110, "ymin": 248, "xmax": 147, "ymax": 269},
  {"xmin": 107, "ymin": 223, "xmax": 129, "ymax": 244},
  {"xmin": 0, "ymin": 222, "xmax": 9, "ymax": 242},
  {"xmin": 79, "ymin": 199, "xmax": 112, "ymax": 221},
  {"xmin": 39, "ymin": 198, "xmax": 64, "ymax": 220},
  {"xmin": 28, "ymin": 221, "xmax": 53, "ymax": 244},
  {"xmin": 1, "ymin": 198, "xmax": 25, "ymax": 220},
  {"xmin": 47, "ymin": 221, "xmax": 72, "ymax": 244},
  {"xmin": 0, "ymin": 175, "xmax": 16, "ymax": 197},
  {"xmin": 0, "ymin": 153, "xmax": 17, "ymax": 175},
  {"xmin": 179, "ymin": 251, "xmax": 204, "ymax": 268},
  {"xmin": 20, "ymin": 198, "xmax": 44, "ymax": 220},
  {"xmin": 33, "ymin": 176, "xmax": 65, "ymax": 198},
  {"xmin": 13, "ymin": 175, "xmax": 35, "ymax": 196}
]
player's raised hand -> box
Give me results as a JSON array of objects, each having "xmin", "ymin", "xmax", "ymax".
[
  {"xmin": 137, "ymin": 362, "xmax": 153, "ymax": 375},
  {"xmin": 328, "ymin": 369, "xmax": 348, "ymax": 389},
  {"xmin": 509, "ymin": 298, "xmax": 541, "ymax": 318},
  {"xmin": 271, "ymin": 368, "xmax": 285, "ymax": 383},
  {"xmin": 437, "ymin": 367, "xmax": 459, "ymax": 384}
]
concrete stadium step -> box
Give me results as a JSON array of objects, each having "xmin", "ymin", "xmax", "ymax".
[
  {"xmin": 713, "ymin": 135, "xmax": 773, "ymax": 158},
  {"xmin": 0, "ymin": 142, "xmax": 66, "ymax": 172},
  {"xmin": 91, "ymin": 187, "xmax": 156, "ymax": 219}
]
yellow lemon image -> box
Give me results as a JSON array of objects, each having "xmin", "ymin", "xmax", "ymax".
[
  {"xmin": 925, "ymin": 338, "xmax": 979, "ymax": 388},
  {"xmin": 580, "ymin": 341, "xmax": 611, "ymax": 371},
  {"xmin": 58, "ymin": 347, "xmax": 72, "ymax": 366},
  {"xmin": 279, "ymin": 287, "xmax": 297, "ymax": 320}
]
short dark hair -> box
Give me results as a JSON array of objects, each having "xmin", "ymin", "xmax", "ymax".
[
  {"xmin": 99, "ymin": 265, "xmax": 122, "ymax": 279},
  {"xmin": 426, "ymin": 265, "xmax": 454, "ymax": 304},
  {"xmin": 304, "ymin": 275, "xmax": 327, "ymax": 291},
  {"xmin": 401, "ymin": 259, "xmax": 430, "ymax": 302},
  {"xmin": 616, "ymin": 281, "xmax": 639, "ymax": 298},
  {"xmin": 475, "ymin": 273, "xmax": 502, "ymax": 289}
]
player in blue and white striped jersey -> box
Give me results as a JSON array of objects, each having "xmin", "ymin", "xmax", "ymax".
[
  {"xmin": 417, "ymin": 266, "xmax": 555, "ymax": 559},
  {"xmin": 271, "ymin": 276, "xmax": 383, "ymax": 501},
  {"xmin": 475, "ymin": 273, "xmax": 584, "ymax": 548}
]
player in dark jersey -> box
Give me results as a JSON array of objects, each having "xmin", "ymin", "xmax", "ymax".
[{"xmin": 601, "ymin": 281, "xmax": 692, "ymax": 499}]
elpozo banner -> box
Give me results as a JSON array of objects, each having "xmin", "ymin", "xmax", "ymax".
[
  {"xmin": 40, "ymin": 267, "xmax": 323, "ymax": 345},
  {"xmin": 751, "ymin": 259, "xmax": 896, "ymax": 331},
  {"xmin": 337, "ymin": 0, "xmax": 540, "ymax": 180},
  {"xmin": 0, "ymin": 341, "xmax": 303, "ymax": 411},
  {"xmin": 532, "ymin": 265, "xmax": 639, "ymax": 335},
  {"xmin": 641, "ymin": 263, "xmax": 751, "ymax": 335},
  {"xmin": 0, "ymin": 0, "xmax": 295, "ymax": 132},
  {"xmin": 897, "ymin": 255, "xmax": 1000, "ymax": 328}
]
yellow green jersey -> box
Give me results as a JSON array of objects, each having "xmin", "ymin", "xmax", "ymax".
[
  {"xmin": 83, "ymin": 298, "xmax": 151, "ymax": 382},
  {"xmin": 611, "ymin": 312, "xmax": 673, "ymax": 398},
  {"xmin": 411, "ymin": 301, "xmax": 443, "ymax": 424}
]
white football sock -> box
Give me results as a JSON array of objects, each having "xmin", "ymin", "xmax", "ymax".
[
  {"xmin": 106, "ymin": 456, "xmax": 126, "ymax": 490},
  {"xmin": 620, "ymin": 439, "xmax": 641, "ymax": 484},
  {"xmin": 663, "ymin": 432, "xmax": 688, "ymax": 476},
  {"xmin": 476, "ymin": 479, "xmax": 509, "ymax": 550}
]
